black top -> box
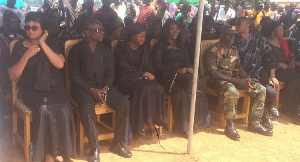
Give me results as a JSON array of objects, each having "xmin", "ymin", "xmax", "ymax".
[
  {"xmin": 10, "ymin": 38, "xmax": 64, "ymax": 90},
  {"xmin": 152, "ymin": 40, "xmax": 192, "ymax": 81},
  {"xmin": 270, "ymin": 44, "xmax": 286, "ymax": 63},
  {"xmin": 68, "ymin": 40, "xmax": 114, "ymax": 92},
  {"xmin": 114, "ymin": 41, "xmax": 154, "ymax": 88}
]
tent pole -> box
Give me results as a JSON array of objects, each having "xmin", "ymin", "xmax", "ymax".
[{"xmin": 187, "ymin": 0, "xmax": 205, "ymax": 155}]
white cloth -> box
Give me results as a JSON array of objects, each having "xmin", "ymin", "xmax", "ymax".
[
  {"xmin": 0, "ymin": 5, "xmax": 25, "ymax": 29},
  {"xmin": 217, "ymin": 7, "xmax": 235, "ymax": 21},
  {"xmin": 111, "ymin": 2, "xmax": 126, "ymax": 21}
]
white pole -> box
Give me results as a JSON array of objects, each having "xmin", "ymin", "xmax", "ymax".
[{"xmin": 187, "ymin": 0, "xmax": 205, "ymax": 155}]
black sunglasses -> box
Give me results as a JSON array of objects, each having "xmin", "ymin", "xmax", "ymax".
[
  {"xmin": 24, "ymin": 25, "xmax": 40, "ymax": 31},
  {"xmin": 86, "ymin": 28, "xmax": 105, "ymax": 33}
]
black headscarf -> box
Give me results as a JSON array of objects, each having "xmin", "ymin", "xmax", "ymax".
[
  {"xmin": 261, "ymin": 21, "xmax": 281, "ymax": 38},
  {"xmin": 124, "ymin": 23, "xmax": 146, "ymax": 41}
]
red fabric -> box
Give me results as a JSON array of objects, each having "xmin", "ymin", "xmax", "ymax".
[
  {"xmin": 242, "ymin": 9, "xmax": 245, "ymax": 17},
  {"xmin": 278, "ymin": 38, "xmax": 293, "ymax": 61},
  {"xmin": 137, "ymin": 5, "xmax": 155, "ymax": 25}
]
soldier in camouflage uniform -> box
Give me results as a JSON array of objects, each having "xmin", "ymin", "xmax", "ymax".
[{"xmin": 204, "ymin": 25, "xmax": 273, "ymax": 141}]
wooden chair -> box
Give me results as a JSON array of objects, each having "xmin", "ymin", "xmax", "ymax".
[
  {"xmin": 200, "ymin": 40, "xmax": 251, "ymax": 128},
  {"xmin": 64, "ymin": 40, "xmax": 116, "ymax": 156},
  {"xmin": 150, "ymin": 38, "xmax": 173, "ymax": 132},
  {"xmin": 10, "ymin": 40, "xmax": 33, "ymax": 162}
]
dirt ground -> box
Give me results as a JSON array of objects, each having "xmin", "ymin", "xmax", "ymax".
[{"xmin": 1, "ymin": 112, "xmax": 300, "ymax": 162}]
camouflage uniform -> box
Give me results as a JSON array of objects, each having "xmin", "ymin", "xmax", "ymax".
[{"xmin": 204, "ymin": 42, "xmax": 266, "ymax": 126}]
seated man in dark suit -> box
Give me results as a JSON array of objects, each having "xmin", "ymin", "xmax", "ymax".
[{"xmin": 68, "ymin": 18, "xmax": 132, "ymax": 162}]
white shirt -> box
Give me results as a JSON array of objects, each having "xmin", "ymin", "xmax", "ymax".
[
  {"xmin": 0, "ymin": 5, "xmax": 25, "ymax": 29},
  {"xmin": 217, "ymin": 7, "xmax": 235, "ymax": 21},
  {"xmin": 111, "ymin": 2, "xmax": 126, "ymax": 21}
]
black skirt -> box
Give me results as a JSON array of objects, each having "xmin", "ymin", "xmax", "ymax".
[
  {"xmin": 20, "ymin": 86, "xmax": 76, "ymax": 162},
  {"xmin": 125, "ymin": 79, "xmax": 167, "ymax": 135}
]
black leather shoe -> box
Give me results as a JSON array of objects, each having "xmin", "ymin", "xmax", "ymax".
[
  {"xmin": 109, "ymin": 141, "xmax": 132, "ymax": 158},
  {"xmin": 269, "ymin": 107, "xmax": 279, "ymax": 117},
  {"xmin": 262, "ymin": 118, "xmax": 273, "ymax": 130},
  {"xmin": 89, "ymin": 147, "xmax": 100, "ymax": 162},
  {"xmin": 248, "ymin": 123, "xmax": 273, "ymax": 136},
  {"xmin": 224, "ymin": 120, "xmax": 240, "ymax": 141}
]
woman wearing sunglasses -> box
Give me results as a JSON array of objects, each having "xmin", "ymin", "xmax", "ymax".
[{"xmin": 8, "ymin": 12, "xmax": 75, "ymax": 162}]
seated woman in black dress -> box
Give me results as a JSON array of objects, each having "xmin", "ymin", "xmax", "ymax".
[
  {"xmin": 114, "ymin": 23, "xmax": 166, "ymax": 137},
  {"xmin": 152, "ymin": 18, "xmax": 208, "ymax": 137},
  {"xmin": 262, "ymin": 21, "xmax": 300, "ymax": 125},
  {"xmin": 8, "ymin": 12, "xmax": 75, "ymax": 162}
]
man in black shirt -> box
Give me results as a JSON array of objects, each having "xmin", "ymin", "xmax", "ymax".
[
  {"xmin": 235, "ymin": 17, "xmax": 279, "ymax": 130},
  {"xmin": 0, "ymin": 10, "xmax": 24, "ymax": 137},
  {"xmin": 68, "ymin": 19, "xmax": 132, "ymax": 162}
]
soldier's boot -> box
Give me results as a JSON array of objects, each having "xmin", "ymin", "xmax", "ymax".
[
  {"xmin": 294, "ymin": 105, "xmax": 300, "ymax": 125},
  {"xmin": 248, "ymin": 120, "xmax": 273, "ymax": 136},
  {"xmin": 224, "ymin": 120, "xmax": 240, "ymax": 141},
  {"xmin": 262, "ymin": 118, "xmax": 273, "ymax": 130}
]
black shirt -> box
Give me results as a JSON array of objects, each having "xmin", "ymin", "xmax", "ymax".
[
  {"xmin": 68, "ymin": 40, "xmax": 114, "ymax": 92},
  {"xmin": 10, "ymin": 38, "xmax": 64, "ymax": 90},
  {"xmin": 114, "ymin": 41, "xmax": 154, "ymax": 89},
  {"xmin": 269, "ymin": 44, "xmax": 286, "ymax": 63},
  {"xmin": 152, "ymin": 40, "xmax": 192, "ymax": 81}
]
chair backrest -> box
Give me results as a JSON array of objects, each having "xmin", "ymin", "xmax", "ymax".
[
  {"xmin": 10, "ymin": 40, "xmax": 19, "ymax": 102},
  {"xmin": 64, "ymin": 39, "xmax": 81, "ymax": 95},
  {"xmin": 199, "ymin": 39, "xmax": 219, "ymax": 75}
]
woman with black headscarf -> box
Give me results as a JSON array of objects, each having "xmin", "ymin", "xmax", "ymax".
[
  {"xmin": 152, "ymin": 19, "xmax": 208, "ymax": 138},
  {"xmin": 262, "ymin": 20, "xmax": 300, "ymax": 125},
  {"xmin": 8, "ymin": 12, "xmax": 75, "ymax": 162},
  {"xmin": 114, "ymin": 23, "xmax": 166, "ymax": 137}
]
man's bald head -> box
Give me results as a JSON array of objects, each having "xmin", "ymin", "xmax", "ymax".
[{"xmin": 83, "ymin": 18, "xmax": 102, "ymax": 31}]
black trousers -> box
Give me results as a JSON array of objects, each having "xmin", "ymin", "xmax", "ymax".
[
  {"xmin": 259, "ymin": 71, "xmax": 278, "ymax": 119},
  {"xmin": 71, "ymin": 87, "xmax": 130, "ymax": 149}
]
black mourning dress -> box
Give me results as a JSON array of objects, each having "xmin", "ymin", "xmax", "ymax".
[
  {"xmin": 270, "ymin": 44, "xmax": 300, "ymax": 114},
  {"xmin": 10, "ymin": 39, "xmax": 76, "ymax": 162},
  {"xmin": 114, "ymin": 41, "xmax": 166, "ymax": 135},
  {"xmin": 152, "ymin": 40, "xmax": 208, "ymax": 133}
]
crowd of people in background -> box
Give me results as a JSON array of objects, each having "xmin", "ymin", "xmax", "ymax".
[{"xmin": 1, "ymin": 0, "xmax": 300, "ymax": 162}]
